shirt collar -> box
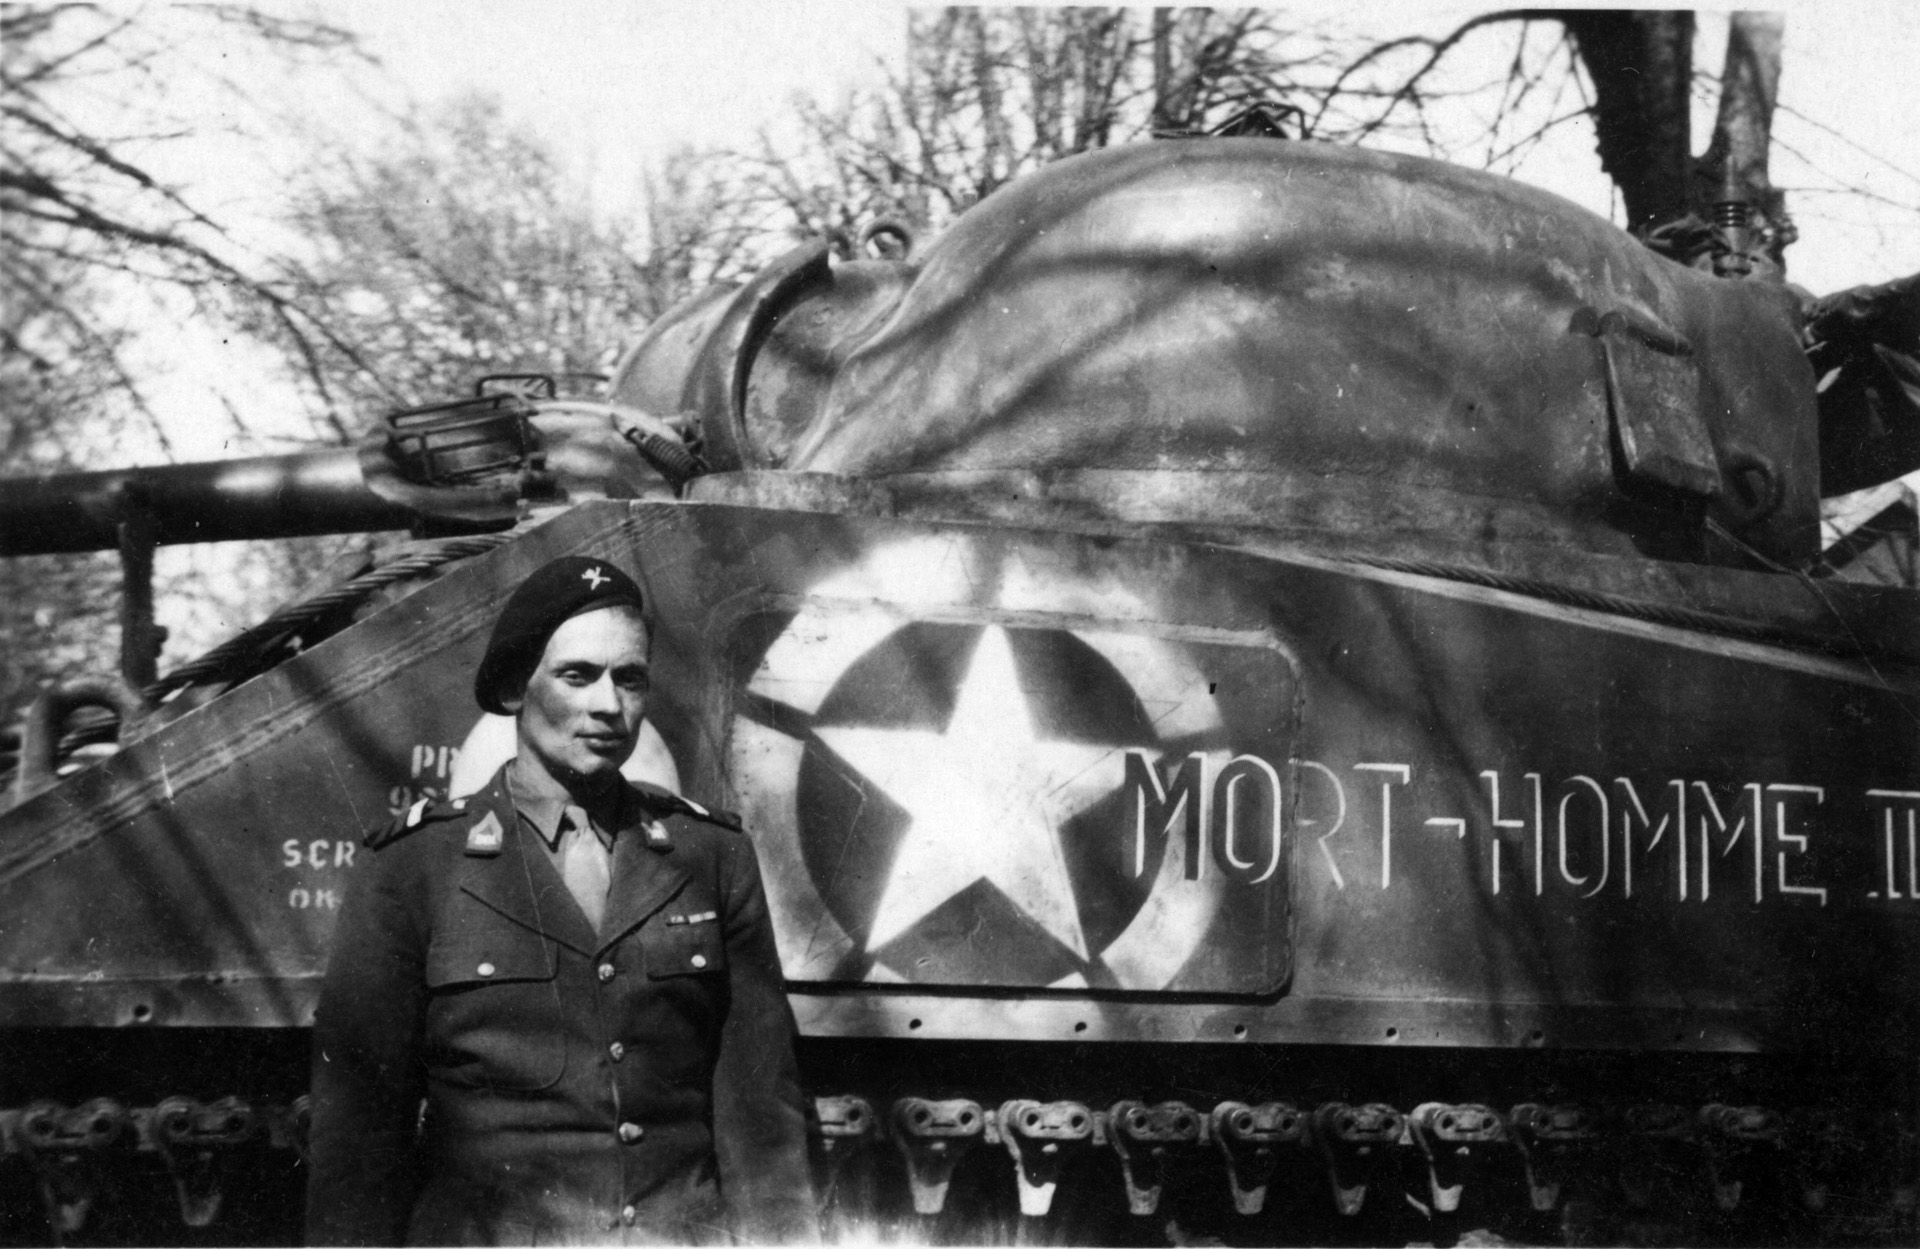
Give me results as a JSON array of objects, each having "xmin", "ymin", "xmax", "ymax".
[{"xmin": 505, "ymin": 759, "xmax": 629, "ymax": 851}]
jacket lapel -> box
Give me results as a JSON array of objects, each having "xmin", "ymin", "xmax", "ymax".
[
  {"xmin": 597, "ymin": 813, "xmax": 690, "ymax": 954},
  {"xmin": 457, "ymin": 776, "xmax": 600, "ymax": 957}
]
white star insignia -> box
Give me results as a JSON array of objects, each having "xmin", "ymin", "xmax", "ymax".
[{"xmin": 816, "ymin": 626, "xmax": 1142, "ymax": 962}]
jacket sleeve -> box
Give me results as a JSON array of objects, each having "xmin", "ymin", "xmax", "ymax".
[
  {"xmin": 711, "ymin": 830, "xmax": 818, "ymax": 1244},
  {"xmin": 306, "ymin": 837, "xmax": 432, "ymax": 1246}
]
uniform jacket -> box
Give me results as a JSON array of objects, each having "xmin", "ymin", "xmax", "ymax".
[{"xmin": 307, "ymin": 767, "xmax": 816, "ymax": 1246}]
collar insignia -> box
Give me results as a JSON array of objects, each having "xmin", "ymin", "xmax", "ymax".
[
  {"xmin": 645, "ymin": 819, "xmax": 670, "ymax": 846},
  {"xmin": 465, "ymin": 810, "xmax": 505, "ymax": 856}
]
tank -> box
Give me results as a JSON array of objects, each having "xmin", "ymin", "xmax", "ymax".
[{"xmin": 2, "ymin": 137, "xmax": 1917, "ymax": 1247}]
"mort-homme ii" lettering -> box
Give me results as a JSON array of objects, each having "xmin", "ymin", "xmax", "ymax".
[{"xmin": 1123, "ymin": 750, "xmax": 1920, "ymax": 910}]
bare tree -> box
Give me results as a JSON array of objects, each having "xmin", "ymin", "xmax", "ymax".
[
  {"xmin": 0, "ymin": 2, "xmax": 372, "ymax": 442},
  {"xmin": 0, "ymin": 5, "xmax": 385, "ymax": 711},
  {"xmin": 0, "ymin": 254, "xmax": 131, "ymax": 708},
  {"xmin": 713, "ymin": 7, "xmax": 1336, "ymax": 244},
  {"xmin": 704, "ymin": 7, "xmax": 1896, "ymax": 279},
  {"xmin": 274, "ymin": 94, "xmax": 659, "ymax": 413}
]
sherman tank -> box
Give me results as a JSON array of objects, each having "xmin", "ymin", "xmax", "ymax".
[{"xmin": 3, "ymin": 133, "xmax": 1918, "ymax": 1247}]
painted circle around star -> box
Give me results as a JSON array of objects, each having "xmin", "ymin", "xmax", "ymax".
[{"xmin": 795, "ymin": 622, "xmax": 1173, "ymax": 987}]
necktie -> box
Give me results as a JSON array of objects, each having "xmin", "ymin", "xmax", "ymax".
[{"xmin": 558, "ymin": 805, "xmax": 612, "ymax": 933}]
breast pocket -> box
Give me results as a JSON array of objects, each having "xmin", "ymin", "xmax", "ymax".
[
  {"xmin": 642, "ymin": 916, "xmax": 729, "ymax": 980},
  {"xmin": 424, "ymin": 910, "xmax": 567, "ymax": 1092}
]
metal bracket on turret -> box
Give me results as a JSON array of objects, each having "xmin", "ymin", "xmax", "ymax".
[{"xmin": 1570, "ymin": 303, "xmax": 1725, "ymax": 507}]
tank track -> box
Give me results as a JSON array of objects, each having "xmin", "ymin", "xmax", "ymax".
[{"xmin": 3, "ymin": 1090, "xmax": 1914, "ymax": 1245}]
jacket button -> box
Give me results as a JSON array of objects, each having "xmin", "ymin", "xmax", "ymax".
[
  {"xmin": 476, "ymin": 962, "xmax": 495, "ymax": 977},
  {"xmin": 597, "ymin": 962, "xmax": 616, "ymax": 981},
  {"xmin": 622, "ymin": 1205, "xmax": 637, "ymax": 1224},
  {"xmin": 608, "ymin": 1042, "xmax": 625, "ymax": 1061},
  {"xmin": 689, "ymin": 953, "xmax": 708, "ymax": 969},
  {"xmin": 618, "ymin": 1121, "xmax": 644, "ymax": 1143}
]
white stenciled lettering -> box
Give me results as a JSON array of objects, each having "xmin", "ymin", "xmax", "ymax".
[
  {"xmin": 314, "ymin": 889, "xmax": 339, "ymax": 910},
  {"xmin": 1557, "ymin": 776, "xmax": 1609, "ymax": 897},
  {"xmin": 1125, "ymin": 752, "xmax": 1206, "ymax": 880},
  {"xmin": 1293, "ymin": 759, "xmax": 1348, "ymax": 890},
  {"xmin": 1353, "ymin": 763, "xmax": 1410, "ymax": 889},
  {"xmin": 1867, "ymin": 791, "xmax": 1920, "ymax": 901},
  {"xmin": 284, "ymin": 839, "xmax": 354, "ymax": 871},
  {"xmin": 410, "ymin": 744, "xmax": 460, "ymax": 781},
  {"xmin": 1616, "ymin": 778, "xmax": 1683, "ymax": 900},
  {"xmin": 289, "ymin": 888, "xmax": 311, "ymax": 909},
  {"xmin": 1481, "ymin": 771, "xmax": 1543, "ymax": 896},
  {"xmin": 1290, "ymin": 769, "xmax": 1914, "ymax": 912},
  {"xmin": 1692, "ymin": 782, "xmax": 1764, "ymax": 904},
  {"xmin": 1212, "ymin": 755, "xmax": 1283, "ymax": 885},
  {"xmin": 1768, "ymin": 784, "xmax": 1828, "ymax": 906}
]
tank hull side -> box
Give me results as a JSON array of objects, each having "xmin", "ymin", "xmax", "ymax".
[{"xmin": 4, "ymin": 501, "xmax": 1910, "ymax": 1060}]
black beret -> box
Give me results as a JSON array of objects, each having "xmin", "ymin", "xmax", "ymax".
[{"xmin": 474, "ymin": 556, "xmax": 646, "ymax": 714}]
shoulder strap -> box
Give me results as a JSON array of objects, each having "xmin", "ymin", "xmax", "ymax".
[
  {"xmin": 364, "ymin": 796, "xmax": 473, "ymax": 850},
  {"xmin": 629, "ymin": 781, "xmax": 745, "ymax": 832}
]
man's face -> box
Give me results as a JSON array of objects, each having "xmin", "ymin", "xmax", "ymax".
[{"xmin": 507, "ymin": 606, "xmax": 650, "ymax": 789}]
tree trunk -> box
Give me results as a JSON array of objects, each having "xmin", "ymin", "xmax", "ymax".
[
  {"xmin": 1563, "ymin": 10, "xmax": 1696, "ymax": 233},
  {"xmin": 1699, "ymin": 12, "xmax": 1791, "ymax": 262},
  {"xmin": 1151, "ymin": 8, "xmax": 1175, "ymax": 132}
]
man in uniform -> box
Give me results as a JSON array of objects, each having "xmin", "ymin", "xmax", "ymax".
[{"xmin": 307, "ymin": 556, "xmax": 815, "ymax": 1245}]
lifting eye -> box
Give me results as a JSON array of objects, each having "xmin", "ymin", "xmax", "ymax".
[{"xmin": 1721, "ymin": 451, "xmax": 1783, "ymax": 527}]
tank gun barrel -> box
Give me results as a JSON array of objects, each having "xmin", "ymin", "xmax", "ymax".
[{"xmin": 0, "ymin": 448, "xmax": 414, "ymax": 556}]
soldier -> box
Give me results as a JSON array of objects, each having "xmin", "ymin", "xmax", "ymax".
[{"xmin": 307, "ymin": 556, "xmax": 815, "ymax": 1245}]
